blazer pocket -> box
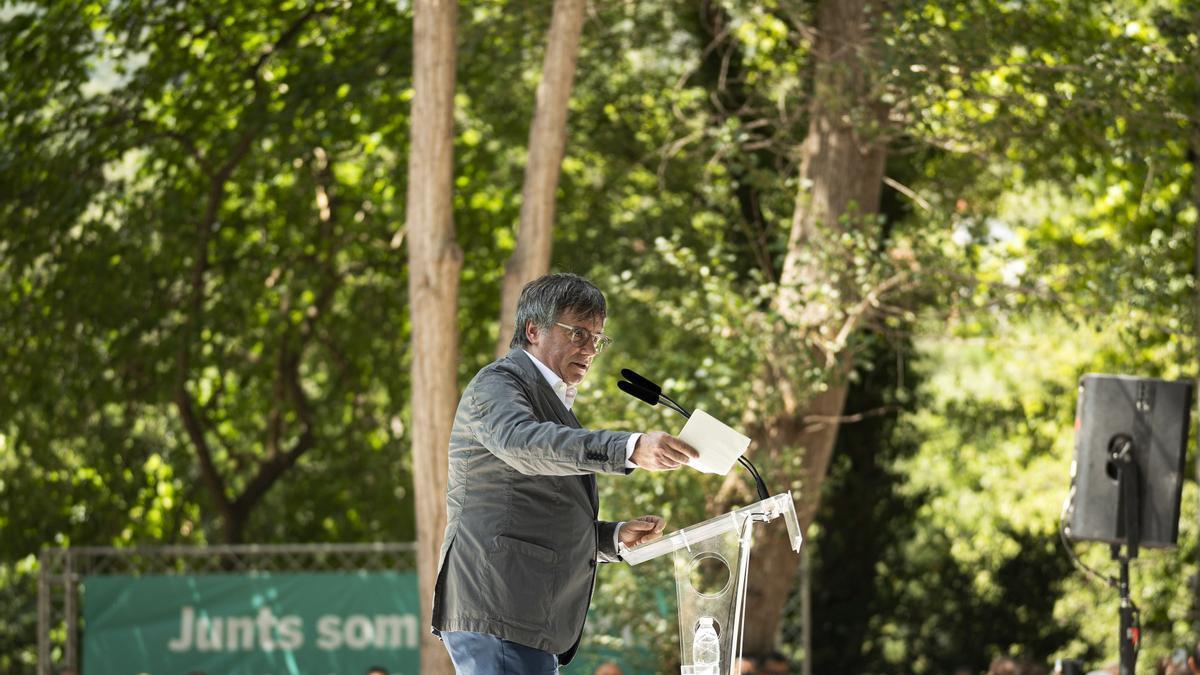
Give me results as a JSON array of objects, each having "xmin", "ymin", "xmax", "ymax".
[
  {"xmin": 486, "ymin": 535, "xmax": 558, "ymax": 630},
  {"xmin": 494, "ymin": 535, "xmax": 559, "ymax": 564}
]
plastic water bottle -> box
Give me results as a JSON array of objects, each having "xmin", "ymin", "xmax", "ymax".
[{"xmin": 693, "ymin": 616, "xmax": 720, "ymax": 674}]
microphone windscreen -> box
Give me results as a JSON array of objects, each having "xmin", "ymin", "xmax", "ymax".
[
  {"xmin": 620, "ymin": 368, "xmax": 662, "ymax": 396},
  {"xmin": 618, "ymin": 379, "xmax": 660, "ymax": 407}
]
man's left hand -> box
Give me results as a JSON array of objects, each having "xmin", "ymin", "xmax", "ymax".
[{"xmin": 618, "ymin": 515, "xmax": 666, "ymax": 548}]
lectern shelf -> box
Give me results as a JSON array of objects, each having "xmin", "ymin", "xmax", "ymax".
[{"xmin": 621, "ymin": 492, "xmax": 801, "ymax": 567}]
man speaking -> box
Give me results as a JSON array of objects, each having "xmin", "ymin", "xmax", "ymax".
[{"xmin": 431, "ymin": 273, "xmax": 699, "ymax": 673}]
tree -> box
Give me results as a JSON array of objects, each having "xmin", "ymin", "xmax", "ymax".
[
  {"xmin": 494, "ymin": 0, "xmax": 587, "ymax": 355},
  {"xmin": 3, "ymin": 0, "xmax": 1197, "ymax": 671},
  {"xmin": 808, "ymin": 331, "xmax": 1085, "ymax": 673},
  {"xmin": 405, "ymin": 0, "xmax": 462, "ymax": 671},
  {"xmin": 1, "ymin": 1, "xmax": 418, "ymax": 669},
  {"xmin": 726, "ymin": 0, "xmax": 896, "ymax": 651},
  {"xmin": 0, "ymin": 0, "xmax": 418, "ymax": 547},
  {"xmin": 688, "ymin": 0, "xmax": 1195, "ymax": 652}
]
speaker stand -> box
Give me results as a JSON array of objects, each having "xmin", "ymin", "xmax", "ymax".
[{"xmin": 1109, "ymin": 436, "xmax": 1141, "ymax": 675}]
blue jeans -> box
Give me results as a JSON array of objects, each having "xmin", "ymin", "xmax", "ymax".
[{"xmin": 441, "ymin": 630, "xmax": 559, "ymax": 674}]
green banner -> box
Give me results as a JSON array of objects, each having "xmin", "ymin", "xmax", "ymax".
[{"xmin": 83, "ymin": 571, "xmax": 420, "ymax": 675}]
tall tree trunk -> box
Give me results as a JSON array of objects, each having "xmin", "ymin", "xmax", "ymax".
[
  {"xmin": 494, "ymin": 0, "xmax": 587, "ymax": 355},
  {"xmin": 731, "ymin": 0, "xmax": 890, "ymax": 654},
  {"xmin": 406, "ymin": 1, "xmax": 462, "ymax": 672},
  {"xmin": 1190, "ymin": 10, "xmax": 1200, "ymax": 629}
]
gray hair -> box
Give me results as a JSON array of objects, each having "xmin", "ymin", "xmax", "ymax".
[{"xmin": 509, "ymin": 273, "xmax": 607, "ymax": 349}]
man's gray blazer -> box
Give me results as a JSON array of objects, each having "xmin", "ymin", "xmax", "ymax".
[{"xmin": 431, "ymin": 349, "xmax": 635, "ymax": 664}]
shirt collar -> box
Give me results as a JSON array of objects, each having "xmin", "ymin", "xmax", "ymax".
[{"xmin": 523, "ymin": 350, "xmax": 577, "ymax": 410}]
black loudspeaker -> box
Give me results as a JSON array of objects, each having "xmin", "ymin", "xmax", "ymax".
[{"xmin": 1067, "ymin": 374, "xmax": 1193, "ymax": 548}]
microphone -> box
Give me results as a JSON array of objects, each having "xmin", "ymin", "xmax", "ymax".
[
  {"xmin": 618, "ymin": 368, "xmax": 770, "ymax": 501},
  {"xmin": 620, "ymin": 368, "xmax": 692, "ymax": 417},
  {"xmin": 617, "ymin": 380, "xmax": 660, "ymax": 407},
  {"xmin": 620, "ymin": 368, "xmax": 662, "ymax": 397}
]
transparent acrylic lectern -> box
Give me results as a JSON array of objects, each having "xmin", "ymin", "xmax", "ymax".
[{"xmin": 621, "ymin": 492, "xmax": 802, "ymax": 675}]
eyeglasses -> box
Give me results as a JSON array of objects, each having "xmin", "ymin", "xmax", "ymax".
[{"xmin": 555, "ymin": 322, "xmax": 613, "ymax": 353}]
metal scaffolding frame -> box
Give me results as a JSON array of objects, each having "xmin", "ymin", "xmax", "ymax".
[{"xmin": 37, "ymin": 542, "xmax": 416, "ymax": 675}]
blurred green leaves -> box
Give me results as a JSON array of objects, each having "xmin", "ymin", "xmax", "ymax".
[{"xmin": 2, "ymin": 0, "xmax": 1199, "ymax": 672}]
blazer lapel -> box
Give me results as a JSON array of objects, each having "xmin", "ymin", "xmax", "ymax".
[
  {"xmin": 555, "ymin": 386, "xmax": 598, "ymax": 513},
  {"xmin": 509, "ymin": 349, "xmax": 579, "ymax": 429},
  {"xmin": 508, "ymin": 350, "xmax": 598, "ymax": 514}
]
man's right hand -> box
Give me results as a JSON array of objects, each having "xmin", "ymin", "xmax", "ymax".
[{"xmin": 630, "ymin": 431, "xmax": 699, "ymax": 471}]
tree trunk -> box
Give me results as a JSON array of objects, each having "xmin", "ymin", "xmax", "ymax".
[
  {"xmin": 738, "ymin": 362, "xmax": 855, "ymax": 654},
  {"xmin": 494, "ymin": 0, "xmax": 587, "ymax": 356},
  {"xmin": 734, "ymin": 0, "xmax": 890, "ymax": 654},
  {"xmin": 406, "ymin": 1, "xmax": 463, "ymax": 672},
  {"xmin": 1191, "ymin": 11, "xmax": 1200, "ymax": 628}
]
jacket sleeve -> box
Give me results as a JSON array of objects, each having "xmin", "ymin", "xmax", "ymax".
[
  {"xmin": 596, "ymin": 520, "xmax": 622, "ymax": 563},
  {"xmin": 468, "ymin": 368, "xmax": 634, "ymax": 477}
]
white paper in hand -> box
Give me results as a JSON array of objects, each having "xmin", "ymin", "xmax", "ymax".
[{"xmin": 677, "ymin": 409, "xmax": 751, "ymax": 475}]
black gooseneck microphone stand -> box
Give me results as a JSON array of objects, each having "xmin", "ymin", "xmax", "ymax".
[{"xmin": 618, "ymin": 368, "xmax": 770, "ymax": 501}]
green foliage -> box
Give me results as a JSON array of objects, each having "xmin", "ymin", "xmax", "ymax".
[
  {"xmin": 807, "ymin": 334, "xmax": 927, "ymax": 671},
  {"xmin": 1, "ymin": 0, "xmax": 424, "ymax": 669},
  {"xmin": 566, "ymin": 0, "xmax": 1200, "ymax": 670},
  {"xmin": 2, "ymin": 0, "xmax": 1198, "ymax": 673},
  {"xmin": 884, "ymin": 317, "xmax": 1197, "ymax": 671}
]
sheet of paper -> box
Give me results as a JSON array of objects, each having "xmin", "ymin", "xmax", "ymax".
[{"xmin": 677, "ymin": 409, "xmax": 751, "ymax": 475}]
